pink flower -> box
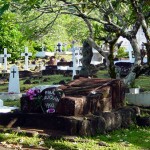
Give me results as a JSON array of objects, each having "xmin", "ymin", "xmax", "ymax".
[
  {"xmin": 47, "ymin": 108, "xmax": 55, "ymax": 113},
  {"xmin": 26, "ymin": 88, "xmax": 41, "ymax": 100}
]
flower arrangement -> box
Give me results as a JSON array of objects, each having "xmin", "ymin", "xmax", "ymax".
[
  {"xmin": 26, "ymin": 88, "xmax": 44, "ymax": 113},
  {"xmin": 25, "ymin": 87, "xmax": 62, "ymax": 114},
  {"xmin": 26, "ymin": 88, "xmax": 41, "ymax": 100}
]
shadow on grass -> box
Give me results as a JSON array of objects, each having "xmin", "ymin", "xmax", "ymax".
[
  {"xmin": 42, "ymin": 126, "xmax": 150, "ymax": 150},
  {"xmin": 94, "ymin": 126, "xmax": 150, "ymax": 149}
]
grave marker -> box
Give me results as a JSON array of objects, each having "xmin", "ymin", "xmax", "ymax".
[
  {"xmin": 57, "ymin": 42, "xmax": 62, "ymax": 52},
  {"xmin": 72, "ymin": 41, "xmax": 76, "ymax": 79},
  {"xmin": 0, "ymin": 48, "xmax": 11, "ymax": 71},
  {"xmin": 41, "ymin": 87, "xmax": 63, "ymax": 113},
  {"xmin": 8, "ymin": 65, "xmax": 20, "ymax": 93},
  {"xmin": 21, "ymin": 47, "xmax": 32, "ymax": 70}
]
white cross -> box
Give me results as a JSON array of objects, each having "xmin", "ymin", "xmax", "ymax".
[
  {"xmin": 0, "ymin": 48, "xmax": 11, "ymax": 71},
  {"xmin": 21, "ymin": 47, "xmax": 32, "ymax": 70},
  {"xmin": 75, "ymin": 48, "xmax": 82, "ymax": 67},
  {"xmin": 72, "ymin": 41, "xmax": 76, "ymax": 80}
]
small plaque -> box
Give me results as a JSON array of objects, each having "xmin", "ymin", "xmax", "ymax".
[{"xmin": 41, "ymin": 87, "xmax": 64, "ymax": 113}]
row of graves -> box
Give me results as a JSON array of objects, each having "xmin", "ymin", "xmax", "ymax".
[
  {"xmin": 0, "ymin": 66, "xmax": 149, "ymax": 136},
  {"xmin": 0, "ymin": 46, "xmax": 149, "ymax": 136},
  {"xmin": 0, "ymin": 45, "xmax": 105, "ymax": 80}
]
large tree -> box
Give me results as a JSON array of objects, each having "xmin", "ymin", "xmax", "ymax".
[{"xmin": 1, "ymin": 0, "xmax": 150, "ymax": 85}]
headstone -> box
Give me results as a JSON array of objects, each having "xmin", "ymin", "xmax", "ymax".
[
  {"xmin": 75, "ymin": 48, "xmax": 82, "ymax": 67},
  {"xmin": 72, "ymin": 41, "xmax": 76, "ymax": 79},
  {"xmin": 21, "ymin": 86, "xmax": 64, "ymax": 113},
  {"xmin": 8, "ymin": 65, "xmax": 20, "ymax": 93},
  {"xmin": 21, "ymin": 47, "xmax": 32, "ymax": 70},
  {"xmin": 41, "ymin": 87, "xmax": 64, "ymax": 113},
  {"xmin": 0, "ymin": 48, "xmax": 11, "ymax": 71},
  {"xmin": 0, "ymin": 99, "xmax": 3, "ymax": 107}
]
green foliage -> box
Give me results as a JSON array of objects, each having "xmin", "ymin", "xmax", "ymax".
[
  {"xmin": 117, "ymin": 47, "xmax": 128, "ymax": 59},
  {"xmin": 0, "ymin": 11, "xmax": 24, "ymax": 62}
]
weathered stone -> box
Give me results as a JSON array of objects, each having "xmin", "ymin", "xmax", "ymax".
[
  {"xmin": 0, "ymin": 106, "xmax": 141, "ymax": 136},
  {"xmin": 97, "ymin": 116, "xmax": 106, "ymax": 134},
  {"xmin": 56, "ymin": 96, "xmax": 87, "ymax": 116},
  {"xmin": 136, "ymin": 116, "xmax": 150, "ymax": 127},
  {"xmin": 78, "ymin": 118, "xmax": 92, "ymax": 136},
  {"xmin": 117, "ymin": 106, "xmax": 140, "ymax": 128},
  {"xmin": 85, "ymin": 92, "xmax": 112, "ymax": 114},
  {"xmin": 102, "ymin": 112, "xmax": 122, "ymax": 132}
]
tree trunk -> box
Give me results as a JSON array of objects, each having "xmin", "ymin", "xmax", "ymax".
[
  {"xmin": 108, "ymin": 44, "xmax": 116, "ymax": 78},
  {"xmin": 123, "ymin": 36, "xmax": 141, "ymax": 86}
]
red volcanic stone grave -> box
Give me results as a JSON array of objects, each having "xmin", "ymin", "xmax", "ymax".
[{"xmin": 21, "ymin": 77, "xmax": 125, "ymax": 115}]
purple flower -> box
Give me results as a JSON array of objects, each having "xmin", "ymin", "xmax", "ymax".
[
  {"xmin": 47, "ymin": 108, "xmax": 55, "ymax": 113},
  {"xmin": 26, "ymin": 88, "xmax": 41, "ymax": 100}
]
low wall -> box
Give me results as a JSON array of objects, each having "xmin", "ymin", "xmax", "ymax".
[
  {"xmin": 126, "ymin": 93, "xmax": 150, "ymax": 107},
  {"xmin": 0, "ymin": 93, "xmax": 23, "ymax": 100}
]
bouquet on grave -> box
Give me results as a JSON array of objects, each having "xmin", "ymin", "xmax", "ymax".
[{"xmin": 25, "ymin": 88, "xmax": 45, "ymax": 113}]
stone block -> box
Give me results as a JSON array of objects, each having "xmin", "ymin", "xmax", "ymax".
[{"xmin": 56, "ymin": 96, "xmax": 87, "ymax": 116}]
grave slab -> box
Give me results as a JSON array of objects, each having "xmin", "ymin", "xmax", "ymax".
[{"xmin": 8, "ymin": 65, "xmax": 20, "ymax": 94}]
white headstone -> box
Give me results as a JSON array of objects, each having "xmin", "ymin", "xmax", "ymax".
[
  {"xmin": 75, "ymin": 48, "xmax": 82, "ymax": 67},
  {"xmin": 0, "ymin": 99, "xmax": 3, "ymax": 107},
  {"xmin": 21, "ymin": 47, "xmax": 32, "ymax": 70},
  {"xmin": 8, "ymin": 65, "xmax": 20, "ymax": 93},
  {"xmin": 72, "ymin": 41, "xmax": 76, "ymax": 79},
  {"xmin": 0, "ymin": 48, "xmax": 11, "ymax": 71}
]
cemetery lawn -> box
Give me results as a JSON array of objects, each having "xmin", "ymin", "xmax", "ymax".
[
  {"xmin": 0, "ymin": 71, "xmax": 150, "ymax": 149},
  {"xmin": 0, "ymin": 125, "xmax": 149, "ymax": 149}
]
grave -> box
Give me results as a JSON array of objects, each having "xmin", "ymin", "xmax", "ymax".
[
  {"xmin": 0, "ymin": 99, "xmax": 18, "ymax": 113},
  {"xmin": 19, "ymin": 47, "xmax": 32, "ymax": 77},
  {"xmin": 0, "ymin": 48, "xmax": 11, "ymax": 72},
  {"xmin": 8, "ymin": 65, "xmax": 20, "ymax": 94},
  {"xmin": 20, "ymin": 78, "xmax": 126, "ymax": 114},
  {"xmin": 0, "ymin": 64, "xmax": 23, "ymax": 100},
  {"xmin": 21, "ymin": 47, "xmax": 32, "ymax": 71},
  {"xmin": 21, "ymin": 85, "xmax": 63, "ymax": 113},
  {"xmin": 42, "ymin": 56, "xmax": 58, "ymax": 75},
  {"xmin": 0, "ymin": 77, "xmax": 144, "ymax": 136}
]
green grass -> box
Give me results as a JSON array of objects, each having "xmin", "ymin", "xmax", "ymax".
[
  {"xmin": 3, "ymin": 100, "xmax": 20, "ymax": 107},
  {"xmin": 0, "ymin": 74, "xmax": 72, "ymax": 93},
  {"xmin": 0, "ymin": 126, "xmax": 149, "ymax": 150},
  {"xmin": 135, "ymin": 75, "xmax": 150, "ymax": 91}
]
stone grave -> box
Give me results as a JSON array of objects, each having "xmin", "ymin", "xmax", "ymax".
[
  {"xmin": 21, "ymin": 78, "xmax": 125, "ymax": 116},
  {"xmin": 42, "ymin": 56, "xmax": 58, "ymax": 75},
  {"xmin": 0, "ymin": 78, "xmax": 145, "ymax": 136},
  {"xmin": 0, "ymin": 65, "xmax": 22, "ymax": 100},
  {"xmin": 8, "ymin": 65, "xmax": 20, "ymax": 94}
]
